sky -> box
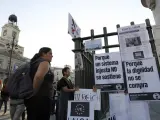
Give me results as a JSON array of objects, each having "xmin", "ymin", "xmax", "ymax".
[{"xmin": 0, "ymin": 0, "xmax": 155, "ymax": 68}]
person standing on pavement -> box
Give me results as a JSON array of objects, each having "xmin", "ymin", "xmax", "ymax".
[
  {"xmin": 0, "ymin": 80, "xmax": 9, "ymax": 115},
  {"xmin": 10, "ymin": 96, "xmax": 25, "ymax": 120},
  {"xmin": 57, "ymin": 67, "xmax": 78, "ymax": 120},
  {"xmin": 24, "ymin": 47, "xmax": 54, "ymax": 120}
]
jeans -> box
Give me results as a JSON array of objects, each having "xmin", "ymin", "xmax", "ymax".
[{"xmin": 10, "ymin": 104, "xmax": 25, "ymax": 120}]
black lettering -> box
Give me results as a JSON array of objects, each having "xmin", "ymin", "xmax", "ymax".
[
  {"xmin": 126, "ymin": 61, "xmax": 143, "ymax": 67},
  {"xmin": 95, "ymin": 62, "xmax": 101, "ymax": 67},
  {"xmin": 128, "ymin": 76, "xmax": 134, "ymax": 81},
  {"xmin": 102, "ymin": 74, "xmax": 121, "ymax": 80},
  {"xmin": 96, "ymin": 68, "xmax": 110, "ymax": 74},
  {"xmin": 96, "ymin": 76, "xmax": 101, "ymax": 80},
  {"xmin": 127, "ymin": 68, "xmax": 131, "ymax": 74},
  {"xmin": 132, "ymin": 66, "xmax": 153, "ymax": 74},
  {"xmin": 129, "ymin": 83, "xmax": 148, "ymax": 89},
  {"xmin": 111, "ymin": 67, "xmax": 117, "ymax": 72},
  {"xmin": 102, "ymin": 55, "xmax": 110, "ymax": 60},
  {"xmin": 102, "ymin": 61, "xmax": 118, "ymax": 66},
  {"xmin": 80, "ymin": 118, "xmax": 84, "ymax": 120},
  {"xmin": 135, "ymin": 76, "xmax": 141, "ymax": 80},
  {"xmin": 95, "ymin": 56, "xmax": 101, "ymax": 60}
]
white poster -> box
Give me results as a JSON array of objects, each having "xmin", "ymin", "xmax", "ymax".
[
  {"xmin": 118, "ymin": 23, "xmax": 153, "ymax": 61},
  {"xmin": 109, "ymin": 93, "xmax": 151, "ymax": 120},
  {"xmin": 68, "ymin": 13, "xmax": 81, "ymax": 38},
  {"xmin": 74, "ymin": 89, "xmax": 101, "ymax": 110},
  {"xmin": 124, "ymin": 57, "xmax": 160, "ymax": 101},
  {"xmin": 109, "ymin": 93, "xmax": 129, "ymax": 120},
  {"xmin": 85, "ymin": 39, "xmax": 102, "ymax": 52},
  {"xmin": 75, "ymin": 52, "xmax": 83, "ymax": 71},
  {"xmin": 67, "ymin": 101, "xmax": 94, "ymax": 120},
  {"xmin": 94, "ymin": 52, "xmax": 124, "ymax": 91},
  {"xmin": 128, "ymin": 101, "xmax": 150, "ymax": 120}
]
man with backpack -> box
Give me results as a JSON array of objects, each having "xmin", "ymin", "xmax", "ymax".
[
  {"xmin": 7, "ymin": 64, "xmax": 26, "ymax": 120},
  {"xmin": 10, "ymin": 96, "xmax": 25, "ymax": 120}
]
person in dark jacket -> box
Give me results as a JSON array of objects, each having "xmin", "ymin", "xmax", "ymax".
[
  {"xmin": 57, "ymin": 67, "xmax": 78, "ymax": 120},
  {"xmin": 0, "ymin": 82, "xmax": 9, "ymax": 115}
]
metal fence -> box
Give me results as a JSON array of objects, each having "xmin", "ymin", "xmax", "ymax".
[{"xmin": 72, "ymin": 19, "xmax": 159, "ymax": 120}]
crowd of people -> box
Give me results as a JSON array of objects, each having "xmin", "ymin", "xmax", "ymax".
[{"xmin": 0, "ymin": 47, "xmax": 78, "ymax": 120}]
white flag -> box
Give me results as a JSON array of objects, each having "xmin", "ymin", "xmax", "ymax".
[{"xmin": 68, "ymin": 13, "xmax": 81, "ymax": 38}]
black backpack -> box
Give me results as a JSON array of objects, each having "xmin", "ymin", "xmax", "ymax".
[{"xmin": 7, "ymin": 59, "xmax": 43, "ymax": 99}]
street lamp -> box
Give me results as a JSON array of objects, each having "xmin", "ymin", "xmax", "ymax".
[{"xmin": 6, "ymin": 33, "xmax": 18, "ymax": 78}]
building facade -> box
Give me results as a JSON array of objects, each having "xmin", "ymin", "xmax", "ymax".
[{"xmin": 0, "ymin": 15, "xmax": 29, "ymax": 81}]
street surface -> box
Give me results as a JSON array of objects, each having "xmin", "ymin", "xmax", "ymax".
[
  {"xmin": 0, "ymin": 103, "xmax": 56, "ymax": 120},
  {"xmin": 0, "ymin": 104, "xmax": 11, "ymax": 120}
]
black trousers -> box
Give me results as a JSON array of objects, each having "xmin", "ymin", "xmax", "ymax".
[
  {"xmin": 25, "ymin": 96, "xmax": 50, "ymax": 120},
  {"xmin": 0, "ymin": 99, "xmax": 7, "ymax": 113}
]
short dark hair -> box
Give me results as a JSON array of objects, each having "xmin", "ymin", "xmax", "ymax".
[
  {"xmin": 31, "ymin": 47, "xmax": 51, "ymax": 63},
  {"xmin": 62, "ymin": 67, "xmax": 70, "ymax": 76}
]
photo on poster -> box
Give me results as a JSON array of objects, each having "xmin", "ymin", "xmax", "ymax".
[
  {"xmin": 133, "ymin": 51, "xmax": 144, "ymax": 59},
  {"xmin": 67, "ymin": 101, "xmax": 94, "ymax": 120},
  {"xmin": 118, "ymin": 23, "xmax": 153, "ymax": 61},
  {"xmin": 125, "ymin": 36, "xmax": 142, "ymax": 47},
  {"xmin": 71, "ymin": 102, "xmax": 89, "ymax": 117},
  {"xmin": 85, "ymin": 39, "xmax": 102, "ymax": 52}
]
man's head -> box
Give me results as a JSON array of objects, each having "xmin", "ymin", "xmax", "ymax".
[{"xmin": 62, "ymin": 67, "xmax": 70, "ymax": 77}]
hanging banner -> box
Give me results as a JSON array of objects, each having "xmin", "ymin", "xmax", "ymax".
[
  {"xmin": 67, "ymin": 101, "xmax": 94, "ymax": 120},
  {"xmin": 75, "ymin": 52, "xmax": 83, "ymax": 71},
  {"xmin": 118, "ymin": 23, "xmax": 153, "ymax": 61},
  {"xmin": 94, "ymin": 52, "xmax": 124, "ymax": 91},
  {"xmin": 74, "ymin": 89, "xmax": 101, "ymax": 110},
  {"xmin": 124, "ymin": 57, "xmax": 160, "ymax": 101},
  {"xmin": 68, "ymin": 13, "xmax": 81, "ymax": 38},
  {"xmin": 85, "ymin": 39, "xmax": 102, "ymax": 52}
]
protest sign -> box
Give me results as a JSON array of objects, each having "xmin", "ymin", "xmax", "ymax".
[
  {"xmin": 85, "ymin": 39, "xmax": 102, "ymax": 52},
  {"xmin": 94, "ymin": 52, "xmax": 124, "ymax": 91},
  {"xmin": 128, "ymin": 101, "xmax": 150, "ymax": 120},
  {"xmin": 118, "ymin": 23, "xmax": 153, "ymax": 61},
  {"xmin": 109, "ymin": 93, "xmax": 151, "ymax": 120},
  {"xmin": 67, "ymin": 101, "xmax": 94, "ymax": 120},
  {"xmin": 124, "ymin": 57, "xmax": 160, "ymax": 100},
  {"xmin": 74, "ymin": 89, "xmax": 101, "ymax": 110}
]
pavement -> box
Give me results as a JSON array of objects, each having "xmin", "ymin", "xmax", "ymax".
[
  {"xmin": 0, "ymin": 104, "xmax": 11, "ymax": 120},
  {"xmin": 0, "ymin": 103, "xmax": 56, "ymax": 120}
]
